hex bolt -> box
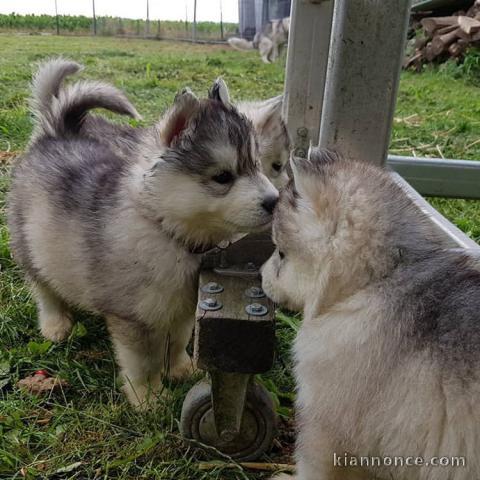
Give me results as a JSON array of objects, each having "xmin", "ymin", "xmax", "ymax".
[
  {"xmin": 245, "ymin": 286, "xmax": 266, "ymax": 299},
  {"xmin": 295, "ymin": 148, "xmax": 307, "ymax": 158},
  {"xmin": 245, "ymin": 303, "xmax": 268, "ymax": 316},
  {"xmin": 199, "ymin": 297, "xmax": 223, "ymax": 311},
  {"xmin": 201, "ymin": 281, "xmax": 224, "ymax": 294},
  {"xmin": 297, "ymin": 127, "xmax": 308, "ymax": 137}
]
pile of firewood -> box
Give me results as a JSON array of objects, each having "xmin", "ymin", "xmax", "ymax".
[{"xmin": 405, "ymin": 0, "xmax": 480, "ymax": 69}]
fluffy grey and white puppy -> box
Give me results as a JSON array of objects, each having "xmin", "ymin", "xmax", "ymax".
[
  {"xmin": 8, "ymin": 58, "xmax": 278, "ymax": 407},
  {"xmin": 237, "ymin": 95, "xmax": 290, "ymax": 190},
  {"xmin": 262, "ymin": 148, "xmax": 480, "ymax": 480},
  {"xmin": 82, "ymin": 94, "xmax": 290, "ymax": 190}
]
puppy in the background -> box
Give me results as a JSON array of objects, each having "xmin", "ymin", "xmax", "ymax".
[
  {"xmin": 8, "ymin": 59, "xmax": 278, "ymax": 407},
  {"xmin": 262, "ymin": 147, "xmax": 480, "ymax": 480},
  {"xmin": 237, "ymin": 95, "xmax": 290, "ymax": 189},
  {"xmin": 229, "ymin": 17, "xmax": 290, "ymax": 64}
]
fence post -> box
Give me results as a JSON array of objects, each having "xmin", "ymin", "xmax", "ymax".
[
  {"xmin": 54, "ymin": 0, "xmax": 60, "ymax": 35},
  {"xmin": 220, "ymin": 0, "xmax": 224, "ymax": 40},
  {"xmin": 145, "ymin": 0, "xmax": 150, "ymax": 38},
  {"xmin": 157, "ymin": 19, "xmax": 161, "ymax": 38},
  {"xmin": 193, "ymin": 0, "xmax": 197, "ymax": 42},
  {"xmin": 92, "ymin": 0, "xmax": 97, "ymax": 35}
]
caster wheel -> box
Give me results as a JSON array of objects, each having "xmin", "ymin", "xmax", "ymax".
[{"xmin": 180, "ymin": 379, "xmax": 277, "ymax": 461}]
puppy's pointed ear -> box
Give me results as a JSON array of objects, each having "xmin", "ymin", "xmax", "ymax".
[
  {"xmin": 290, "ymin": 146, "xmax": 340, "ymax": 201},
  {"xmin": 157, "ymin": 87, "xmax": 200, "ymax": 147},
  {"xmin": 256, "ymin": 95, "xmax": 284, "ymax": 135},
  {"xmin": 290, "ymin": 154, "xmax": 310, "ymax": 200},
  {"xmin": 208, "ymin": 77, "xmax": 231, "ymax": 107},
  {"xmin": 307, "ymin": 145, "xmax": 341, "ymax": 166}
]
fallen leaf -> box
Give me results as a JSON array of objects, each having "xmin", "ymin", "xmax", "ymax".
[
  {"xmin": 0, "ymin": 151, "xmax": 18, "ymax": 164},
  {"xmin": 16, "ymin": 372, "xmax": 68, "ymax": 395}
]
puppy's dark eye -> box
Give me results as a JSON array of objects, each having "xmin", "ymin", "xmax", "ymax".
[
  {"xmin": 212, "ymin": 171, "xmax": 234, "ymax": 184},
  {"xmin": 278, "ymin": 251, "xmax": 285, "ymax": 260},
  {"xmin": 272, "ymin": 162, "xmax": 282, "ymax": 172}
]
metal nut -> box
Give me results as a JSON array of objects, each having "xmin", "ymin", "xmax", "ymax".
[
  {"xmin": 201, "ymin": 282, "xmax": 224, "ymax": 294},
  {"xmin": 245, "ymin": 286, "xmax": 266, "ymax": 299},
  {"xmin": 245, "ymin": 303, "xmax": 268, "ymax": 316},
  {"xmin": 200, "ymin": 298, "xmax": 223, "ymax": 311},
  {"xmin": 297, "ymin": 127, "xmax": 308, "ymax": 137},
  {"xmin": 295, "ymin": 148, "xmax": 307, "ymax": 158}
]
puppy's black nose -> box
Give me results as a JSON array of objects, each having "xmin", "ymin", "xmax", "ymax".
[{"xmin": 262, "ymin": 195, "xmax": 278, "ymax": 214}]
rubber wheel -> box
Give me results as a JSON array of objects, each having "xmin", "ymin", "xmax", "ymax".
[{"xmin": 180, "ymin": 379, "xmax": 277, "ymax": 461}]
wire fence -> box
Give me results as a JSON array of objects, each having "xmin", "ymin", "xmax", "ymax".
[{"xmin": 0, "ymin": 3, "xmax": 239, "ymax": 43}]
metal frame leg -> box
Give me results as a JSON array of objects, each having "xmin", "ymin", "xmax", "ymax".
[
  {"xmin": 318, "ymin": 0, "xmax": 412, "ymax": 165},
  {"xmin": 283, "ymin": 0, "xmax": 334, "ymax": 155}
]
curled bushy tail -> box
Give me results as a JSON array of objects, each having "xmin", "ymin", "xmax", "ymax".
[
  {"xmin": 31, "ymin": 58, "xmax": 141, "ymax": 138},
  {"xmin": 227, "ymin": 37, "xmax": 254, "ymax": 51}
]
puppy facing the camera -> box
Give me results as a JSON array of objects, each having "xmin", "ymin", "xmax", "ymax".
[
  {"xmin": 262, "ymin": 148, "xmax": 480, "ymax": 480},
  {"xmin": 237, "ymin": 95, "xmax": 290, "ymax": 189},
  {"xmin": 81, "ymin": 93, "xmax": 290, "ymax": 189},
  {"xmin": 8, "ymin": 59, "xmax": 278, "ymax": 407}
]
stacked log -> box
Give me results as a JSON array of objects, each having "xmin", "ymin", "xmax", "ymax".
[{"xmin": 405, "ymin": 0, "xmax": 480, "ymax": 70}]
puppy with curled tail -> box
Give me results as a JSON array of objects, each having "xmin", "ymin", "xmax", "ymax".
[{"xmin": 8, "ymin": 58, "xmax": 279, "ymax": 408}]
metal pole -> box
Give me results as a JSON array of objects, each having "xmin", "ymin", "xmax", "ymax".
[
  {"xmin": 193, "ymin": 0, "xmax": 197, "ymax": 42},
  {"xmin": 146, "ymin": 0, "xmax": 150, "ymax": 38},
  {"xmin": 283, "ymin": 0, "xmax": 335, "ymax": 155},
  {"xmin": 318, "ymin": 0, "xmax": 412, "ymax": 165},
  {"xmin": 387, "ymin": 156, "xmax": 480, "ymax": 200},
  {"xmin": 220, "ymin": 0, "xmax": 224, "ymax": 40},
  {"xmin": 92, "ymin": 0, "xmax": 97, "ymax": 35},
  {"xmin": 391, "ymin": 173, "xmax": 479, "ymax": 250},
  {"xmin": 185, "ymin": 2, "xmax": 189, "ymax": 37},
  {"xmin": 254, "ymin": 0, "xmax": 263, "ymax": 35},
  {"xmin": 54, "ymin": 0, "xmax": 60, "ymax": 35}
]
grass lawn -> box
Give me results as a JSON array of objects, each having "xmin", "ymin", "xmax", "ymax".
[{"xmin": 0, "ymin": 35, "xmax": 479, "ymax": 479}]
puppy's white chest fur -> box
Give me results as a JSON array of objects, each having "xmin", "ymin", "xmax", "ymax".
[
  {"xmin": 102, "ymin": 205, "xmax": 201, "ymax": 325},
  {"xmin": 295, "ymin": 296, "xmax": 380, "ymax": 416}
]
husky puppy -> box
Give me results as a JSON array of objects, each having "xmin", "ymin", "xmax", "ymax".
[
  {"xmin": 262, "ymin": 148, "xmax": 480, "ymax": 480},
  {"xmin": 237, "ymin": 95, "xmax": 290, "ymax": 189},
  {"xmin": 87, "ymin": 94, "xmax": 291, "ymax": 190},
  {"xmin": 8, "ymin": 59, "xmax": 278, "ymax": 407},
  {"xmin": 228, "ymin": 17, "xmax": 290, "ymax": 64}
]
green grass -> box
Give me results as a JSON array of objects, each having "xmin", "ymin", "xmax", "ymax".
[{"xmin": 0, "ymin": 35, "xmax": 479, "ymax": 478}]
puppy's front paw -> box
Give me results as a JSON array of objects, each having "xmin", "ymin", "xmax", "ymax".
[
  {"xmin": 168, "ymin": 353, "xmax": 196, "ymax": 380},
  {"xmin": 40, "ymin": 313, "xmax": 73, "ymax": 342},
  {"xmin": 122, "ymin": 380, "xmax": 163, "ymax": 410}
]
